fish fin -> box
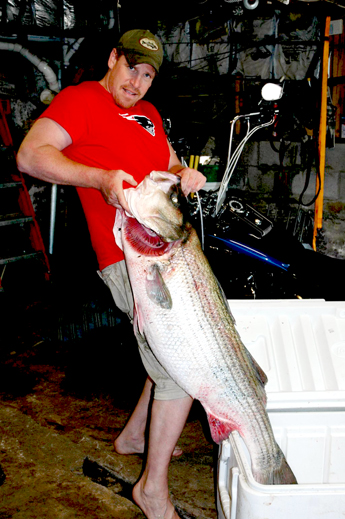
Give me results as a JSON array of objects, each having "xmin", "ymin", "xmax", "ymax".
[
  {"xmin": 215, "ymin": 277, "xmax": 236, "ymax": 325},
  {"xmin": 253, "ymin": 447, "xmax": 297, "ymax": 485},
  {"xmin": 271, "ymin": 456, "xmax": 298, "ymax": 485},
  {"xmin": 146, "ymin": 264, "xmax": 172, "ymax": 310},
  {"xmin": 216, "ymin": 276, "xmax": 267, "ymax": 390},
  {"xmin": 205, "ymin": 410, "xmax": 237, "ymax": 444},
  {"xmin": 245, "ymin": 347, "xmax": 268, "ymax": 387},
  {"xmin": 216, "ymin": 274, "xmax": 268, "ymax": 391},
  {"xmin": 133, "ymin": 304, "xmax": 145, "ymax": 337}
]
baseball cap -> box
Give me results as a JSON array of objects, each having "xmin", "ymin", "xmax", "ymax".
[{"xmin": 117, "ymin": 29, "xmax": 163, "ymax": 73}]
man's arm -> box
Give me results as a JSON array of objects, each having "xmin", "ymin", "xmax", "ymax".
[
  {"xmin": 16, "ymin": 118, "xmax": 137, "ymax": 212},
  {"xmin": 167, "ymin": 140, "xmax": 206, "ymax": 197}
]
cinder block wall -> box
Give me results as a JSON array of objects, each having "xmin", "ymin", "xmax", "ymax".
[
  {"xmin": 235, "ymin": 141, "xmax": 345, "ymax": 205},
  {"xmin": 231, "ymin": 141, "xmax": 345, "ymax": 257}
]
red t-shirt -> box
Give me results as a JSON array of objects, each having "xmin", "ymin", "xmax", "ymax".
[{"xmin": 39, "ymin": 81, "xmax": 170, "ymax": 270}]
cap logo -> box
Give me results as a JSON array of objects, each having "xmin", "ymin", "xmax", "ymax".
[{"xmin": 139, "ymin": 37, "xmax": 159, "ymax": 52}]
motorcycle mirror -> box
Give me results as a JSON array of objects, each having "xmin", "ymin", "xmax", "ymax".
[{"xmin": 261, "ymin": 83, "xmax": 283, "ymax": 102}]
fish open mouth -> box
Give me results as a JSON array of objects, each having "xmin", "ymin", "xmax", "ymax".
[{"xmin": 124, "ymin": 217, "xmax": 176, "ymax": 256}]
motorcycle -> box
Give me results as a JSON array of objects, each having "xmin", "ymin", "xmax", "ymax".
[{"xmin": 183, "ymin": 82, "xmax": 344, "ymax": 301}]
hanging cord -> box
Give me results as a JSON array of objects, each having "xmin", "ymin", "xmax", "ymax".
[
  {"xmin": 216, "ymin": 114, "xmax": 276, "ymax": 214},
  {"xmin": 298, "ymin": 136, "xmax": 321, "ymax": 207},
  {"xmin": 182, "ymin": 159, "xmax": 204, "ymax": 250},
  {"xmin": 195, "ymin": 191, "xmax": 204, "ymax": 250},
  {"xmin": 272, "ymin": 133, "xmax": 320, "ymax": 207},
  {"xmin": 269, "ymin": 79, "xmax": 320, "ymax": 208}
]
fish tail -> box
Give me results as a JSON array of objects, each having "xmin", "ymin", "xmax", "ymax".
[
  {"xmin": 273, "ymin": 455, "xmax": 298, "ymax": 485},
  {"xmin": 254, "ymin": 448, "xmax": 297, "ymax": 485}
]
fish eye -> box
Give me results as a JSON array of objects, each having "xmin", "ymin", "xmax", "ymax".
[{"xmin": 170, "ymin": 192, "xmax": 179, "ymax": 206}]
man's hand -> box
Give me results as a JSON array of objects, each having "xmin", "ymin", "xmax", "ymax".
[
  {"xmin": 100, "ymin": 169, "xmax": 138, "ymax": 214},
  {"xmin": 167, "ymin": 140, "xmax": 206, "ymax": 197},
  {"xmin": 176, "ymin": 167, "xmax": 206, "ymax": 197}
]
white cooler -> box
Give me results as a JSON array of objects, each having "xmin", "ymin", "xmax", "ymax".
[{"xmin": 217, "ymin": 300, "xmax": 345, "ymax": 519}]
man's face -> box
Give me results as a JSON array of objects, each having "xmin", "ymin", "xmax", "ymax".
[{"xmin": 104, "ymin": 51, "xmax": 155, "ymax": 108}]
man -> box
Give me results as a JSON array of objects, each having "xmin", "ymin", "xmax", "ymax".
[{"xmin": 17, "ymin": 29, "xmax": 206, "ymax": 519}]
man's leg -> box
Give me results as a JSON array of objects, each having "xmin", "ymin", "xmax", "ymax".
[
  {"xmin": 99, "ymin": 263, "xmax": 152, "ymax": 455},
  {"xmin": 114, "ymin": 377, "xmax": 184, "ymax": 457},
  {"xmin": 114, "ymin": 376, "xmax": 153, "ymax": 454},
  {"xmin": 132, "ymin": 395, "xmax": 193, "ymax": 519}
]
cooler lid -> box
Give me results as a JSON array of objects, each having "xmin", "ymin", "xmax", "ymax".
[{"xmin": 229, "ymin": 300, "xmax": 345, "ymax": 411}]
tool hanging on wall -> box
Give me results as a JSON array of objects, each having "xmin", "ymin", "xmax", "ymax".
[
  {"xmin": 189, "ymin": 155, "xmax": 200, "ymax": 170},
  {"xmin": 313, "ymin": 16, "xmax": 331, "ymax": 251},
  {"xmin": 189, "ymin": 154, "xmax": 200, "ymax": 199}
]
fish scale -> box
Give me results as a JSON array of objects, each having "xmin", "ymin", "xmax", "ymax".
[{"xmin": 119, "ymin": 171, "xmax": 297, "ymax": 486}]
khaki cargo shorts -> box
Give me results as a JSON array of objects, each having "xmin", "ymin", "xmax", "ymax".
[{"xmin": 99, "ymin": 261, "xmax": 188, "ymax": 401}]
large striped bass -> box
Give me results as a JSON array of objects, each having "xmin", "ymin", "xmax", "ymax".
[{"xmin": 115, "ymin": 171, "xmax": 297, "ymax": 485}]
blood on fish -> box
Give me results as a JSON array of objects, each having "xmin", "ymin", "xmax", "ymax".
[
  {"xmin": 206, "ymin": 412, "xmax": 241, "ymax": 444},
  {"xmin": 124, "ymin": 218, "xmax": 172, "ymax": 256}
]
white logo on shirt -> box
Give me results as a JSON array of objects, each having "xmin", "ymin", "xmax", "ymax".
[{"xmin": 119, "ymin": 113, "xmax": 155, "ymax": 136}]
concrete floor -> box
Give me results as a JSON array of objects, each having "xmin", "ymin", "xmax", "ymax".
[{"xmin": 0, "ymin": 260, "xmax": 218, "ymax": 519}]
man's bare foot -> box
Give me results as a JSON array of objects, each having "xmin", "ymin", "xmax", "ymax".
[
  {"xmin": 171, "ymin": 446, "xmax": 183, "ymax": 457},
  {"xmin": 114, "ymin": 433, "xmax": 144, "ymax": 455},
  {"xmin": 132, "ymin": 480, "xmax": 180, "ymax": 519},
  {"xmin": 114, "ymin": 434, "xmax": 183, "ymax": 457}
]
